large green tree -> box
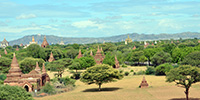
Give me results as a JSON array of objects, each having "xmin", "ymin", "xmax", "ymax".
[
  {"xmin": 47, "ymin": 58, "xmax": 72, "ymax": 77},
  {"xmin": 151, "ymin": 51, "xmax": 172, "ymax": 67},
  {"xmin": 103, "ymin": 52, "xmax": 115, "ymax": 67},
  {"xmin": 0, "ymin": 57, "xmax": 11, "ymax": 73},
  {"xmin": 0, "ymin": 85, "xmax": 33, "ymax": 100},
  {"xmin": 80, "ymin": 64, "xmax": 123, "ymax": 91},
  {"xmin": 182, "ymin": 51, "xmax": 200, "ymax": 67},
  {"xmin": 19, "ymin": 57, "xmax": 45, "ymax": 74},
  {"xmin": 166, "ymin": 65, "xmax": 200, "ymax": 100},
  {"xmin": 26, "ymin": 44, "xmax": 46, "ymax": 60}
]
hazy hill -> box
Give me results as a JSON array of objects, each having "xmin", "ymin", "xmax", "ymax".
[{"xmin": 8, "ymin": 32, "xmax": 200, "ymax": 46}]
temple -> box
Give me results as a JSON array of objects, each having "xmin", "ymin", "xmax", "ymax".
[
  {"xmin": 4, "ymin": 49, "xmax": 7, "ymax": 55},
  {"xmin": 30, "ymin": 36, "xmax": 37, "ymax": 45},
  {"xmin": 59, "ymin": 41, "xmax": 65, "ymax": 45},
  {"xmin": 16, "ymin": 46, "xmax": 19, "ymax": 51},
  {"xmin": 41, "ymin": 36, "xmax": 49, "ymax": 48},
  {"xmin": 77, "ymin": 50, "xmax": 83, "ymax": 59},
  {"xmin": 94, "ymin": 46, "xmax": 104, "ymax": 64},
  {"xmin": 132, "ymin": 46, "xmax": 136, "ymax": 50},
  {"xmin": 139, "ymin": 76, "xmax": 148, "ymax": 88},
  {"xmin": 90, "ymin": 50, "xmax": 93, "ymax": 57},
  {"xmin": 125, "ymin": 35, "xmax": 132, "ymax": 44},
  {"xmin": 48, "ymin": 52, "xmax": 55, "ymax": 62},
  {"xmin": 4, "ymin": 53, "xmax": 50, "ymax": 92},
  {"xmin": 1, "ymin": 38, "xmax": 9, "ymax": 48},
  {"xmin": 114, "ymin": 55, "xmax": 120, "ymax": 68}
]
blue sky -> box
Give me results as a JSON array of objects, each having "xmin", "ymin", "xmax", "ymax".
[{"xmin": 0, "ymin": 0, "xmax": 200, "ymax": 41}]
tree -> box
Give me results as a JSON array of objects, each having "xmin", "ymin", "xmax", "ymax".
[
  {"xmin": 0, "ymin": 57, "xmax": 11, "ymax": 73},
  {"xmin": 79, "ymin": 56, "xmax": 96, "ymax": 69},
  {"xmin": 166, "ymin": 65, "xmax": 200, "ymax": 100},
  {"xmin": 155, "ymin": 63, "xmax": 173, "ymax": 75},
  {"xmin": 40, "ymin": 82, "xmax": 55, "ymax": 95},
  {"xmin": 26, "ymin": 44, "xmax": 46, "ymax": 60},
  {"xmin": 144, "ymin": 48, "xmax": 161, "ymax": 65},
  {"xmin": 19, "ymin": 57, "xmax": 45, "ymax": 74},
  {"xmin": 64, "ymin": 47, "xmax": 78, "ymax": 59},
  {"xmin": 0, "ymin": 85, "xmax": 33, "ymax": 100},
  {"xmin": 128, "ymin": 50, "xmax": 144, "ymax": 65},
  {"xmin": 47, "ymin": 58, "xmax": 72, "ymax": 77},
  {"xmin": 151, "ymin": 51, "xmax": 172, "ymax": 67},
  {"xmin": 103, "ymin": 52, "xmax": 115, "ymax": 67},
  {"xmin": 80, "ymin": 64, "xmax": 123, "ymax": 91},
  {"xmin": 182, "ymin": 51, "xmax": 200, "ymax": 67}
]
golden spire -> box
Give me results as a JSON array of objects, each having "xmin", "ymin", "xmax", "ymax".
[{"xmin": 32, "ymin": 36, "xmax": 35, "ymax": 42}]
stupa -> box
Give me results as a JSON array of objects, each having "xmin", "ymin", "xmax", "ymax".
[
  {"xmin": 41, "ymin": 36, "xmax": 49, "ymax": 48},
  {"xmin": 48, "ymin": 52, "xmax": 55, "ymax": 62},
  {"xmin": 77, "ymin": 49, "xmax": 83, "ymax": 59},
  {"xmin": 139, "ymin": 76, "xmax": 149, "ymax": 88},
  {"xmin": 94, "ymin": 46, "xmax": 104, "ymax": 64},
  {"xmin": 114, "ymin": 55, "xmax": 120, "ymax": 68}
]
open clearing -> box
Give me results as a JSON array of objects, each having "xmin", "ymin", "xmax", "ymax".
[{"xmin": 35, "ymin": 75, "xmax": 200, "ymax": 100}]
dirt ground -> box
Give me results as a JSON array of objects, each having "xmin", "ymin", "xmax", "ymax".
[{"xmin": 35, "ymin": 75, "xmax": 200, "ymax": 100}]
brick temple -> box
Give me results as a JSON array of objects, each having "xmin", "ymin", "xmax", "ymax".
[
  {"xmin": 4, "ymin": 53, "xmax": 50, "ymax": 92},
  {"xmin": 41, "ymin": 36, "xmax": 49, "ymax": 48},
  {"xmin": 94, "ymin": 46, "xmax": 104, "ymax": 64},
  {"xmin": 139, "ymin": 76, "xmax": 149, "ymax": 88}
]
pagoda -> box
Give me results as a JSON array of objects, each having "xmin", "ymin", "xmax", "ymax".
[
  {"xmin": 90, "ymin": 50, "xmax": 93, "ymax": 57},
  {"xmin": 114, "ymin": 55, "xmax": 120, "ymax": 68},
  {"xmin": 77, "ymin": 49, "xmax": 83, "ymax": 59},
  {"xmin": 94, "ymin": 46, "xmax": 104, "ymax": 64},
  {"xmin": 16, "ymin": 46, "xmax": 19, "ymax": 51},
  {"xmin": 125, "ymin": 35, "xmax": 132, "ymax": 44},
  {"xmin": 42, "ymin": 63, "xmax": 46, "ymax": 73},
  {"xmin": 48, "ymin": 52, "xmax": 55, "ymax": 62},
  {"xmin": 41, "ymin": 36, "xmax": 49, "ymax": 48},
  {"xmin": 1, "ymin": 38, "xmax": 9, "ymax": 48},
  {"xmin": 29, "ymin": 36, "xmax": 37, "ymax": 45},
  {"xmin": 132, "ymin": 46, "xmax": 136, "ymax": 50},
  {"xmin": 4, "ymin": 53, "xmax": 22, "ymax": 86},
  {"xmin": 4, "ymin": 49, "xmax": 7, "ymax": 55},
  {"xmin": 139, "ymin": 76, "xmax": 149, "ymax": 88}
]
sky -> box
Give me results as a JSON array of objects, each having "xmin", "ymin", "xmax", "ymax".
[{"xmin": 0, "ymin": 0, "xmax": 200, "ymax": 41}]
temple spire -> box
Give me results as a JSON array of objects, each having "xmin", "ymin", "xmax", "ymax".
[
  {"xmin": 77, "ymin": 49, "xmax": 83, "ymax": 59},
  {"xmin": 42, "ymin": 63, "xmax": 46, "ymax": 73},
  {"xmin": 90, "ymin": 50, "xmax": 93, "ymax": 56},
  {"xmin": 48, "ymin": 52, "xmax": 55, "ymax": 62},
  {"xmin": 32, "ymin": 36, "xmax": 35, "ymax": 42},
  {"xmin": 140, "ymin": 76, "xmax": 149, "ymax": 88},
  {"xmin": 41, "ymin": 35, "xmax": 49, "ymax": 48},
  {"xmin": 35, "ymin": 62, "xmax": 41, "ymax": 73},
  {"xmin": 114, "ymin": 55, "xmax": 120, "ymax": 68},
  {"xmin": 4, "ymin": 49, "xmax": 7, "ymax": 55}
]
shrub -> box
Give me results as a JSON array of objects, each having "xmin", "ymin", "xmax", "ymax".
[
  {"xmin": 119, "ymin": 70, "xmax": 124, "ymax": 73},
  {"xmin": 40, "ymin": 82, "xmax": 55, "ymax": 95},
  {"xmin": 136, "ymin": 70, "xmax": 145, "ymax": 75},
  {"xmin": 145, "ymin": 66, "xmax": 155, "ymax": 75},
  {"xmin": 122, "ymin": 64, "xmax": 127, "ymax": 68},
  {"xmin": 155, "ymin": 63, "xmax": 174, "ymax": 75},
  {"xmin": 59, "ymin": 76, "xmax": 76, "ymax": 87},
  {"xmin": 130, "ymin": 70, "xmax": 134, "ymax": 72},
  {"xmin": 70, "ymin": 72, "xmax": 81, "ymax": 80},
  {"xmin": 124, "ymin": 71, "xmax": 129, "ymax": 76},
  {"xmin": 0, "ymin": 85, "xmax": 33, "ymax": 100}
]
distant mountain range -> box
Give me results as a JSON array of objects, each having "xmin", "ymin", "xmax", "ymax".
[{"xmin": 5, "ymin": 32, "xmax": 200, "ymax": 46}]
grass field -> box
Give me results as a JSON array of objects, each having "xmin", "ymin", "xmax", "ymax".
[{"xmin": 35, "ymin": 66, "xmax": 200, "ymax": 100}]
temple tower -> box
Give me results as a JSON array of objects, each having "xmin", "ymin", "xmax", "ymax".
[
  {"xmin": 4, "ymin": 49, "xmax": 7, "ymax": 55},
  {"xmin": 114, "ymin": 55, "xmax": 120, "ymax": 68},
  {"xmin": 90, "ymin": 50, "xmax": 93, "ymax": 56},
  {"xmin": 77, "ymin": 49, "xmax": 83, "ymax": 59},
  {"xmin": 4, "ymin": 53, "xmax": 22, "ymax": 86},
  {"xmin": 132, "ymin": 46, "xmax": 136, "ymax": 50},
  {"xmin": 35, "ymin": 62, "xmax": 41, "ymax": 73},
  {"xmin": 41, "ymin": 36, "xmax": 49, "ymax": 48},
  {"xmin": 42, "ymin": 63, "xmax": 46, "ymax": 73},
  {"xmin": 94, "ymin": 46, "xmax": 104, "ymax": 64},
  {"xmin": 16, "ymin": 46, "xmax": 19, "ymax": 51},
  {"xmin": 139, "ymin": 76, "xmax": 149, "ymax": 88},
  {"xmin": 48, "ymin": 52, "xmax": 55, "ymax": 62},
  {"xmin": 1, "ymin": 38, "xmax": 9, "ymax": 48}
]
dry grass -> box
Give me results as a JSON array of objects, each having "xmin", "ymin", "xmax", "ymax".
[{"xmin": 35, "ymin": 75, "xmax": 200, "ymax": 100}]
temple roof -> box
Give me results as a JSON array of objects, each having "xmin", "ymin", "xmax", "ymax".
[
  {"xmin": 94, "ymin": 46, "xmax": 104, "ymax": 64},
  {"xmin": 90, "ymin": 50, "xmax": 93, "ymax": 56},
  {"xmin": 41, "ymin": 36, "xmax": 49, "ymax": 47},
  {"xmin": 48, "ymin": 52, "xmax": 55, "ymax": 62},
  {"xmin": 1, "ymin": 38, "xmax": 9, "ymax": 44},
  {"xmin": 77, "ymin": 49, "xmax": 83, "ymax": 59},
  {"xmin": 32, "ymin": 36, "xmax": 35, "ymax": 42},
  {"xmin": 42, "ymin": 63, "xmax": 46, "ymax": 73},
  {"xmin": 35, "ymin": 62, "xmax": 41, "ymax": 73}
]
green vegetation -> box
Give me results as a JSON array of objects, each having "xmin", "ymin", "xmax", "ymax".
[
  {"xmin": 166, "ymin": 65, "xmax": 200, "ymax": 100},
  {"xmin": 80, "ymin": 64, "xmax": 124, "ymax": 91},
  {"xmin": 0, "ymin": 85, "xmax": 33, "ymax": 100}
]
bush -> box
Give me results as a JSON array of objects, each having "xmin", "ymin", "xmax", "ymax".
[
  {"xmin": 155, "ymin": 63, "xmax": 174, "ymax": 75},
  {"xmin": 40, "ymin": 82, "xmax": 55, "ymax": 95},
  {"xmin": 0, "ymin": 85, "xmax": 33, "ymax": 100},
  {"xmin": 122, "ymin": 64, "xmax": 127, "ymax": 68},
  {"xmin": 130, "ymin": 70, "xmax": 134, "ymax": 72},
  {"xmin": 145, "ymin": 66, "xmax": 155, "ymax": 75},
  {"xmin": 119, "ymin": 70, "xmax": 124, "ymax": 73},
  {"xmin": 59, "ymin": 76, "xmax": 76, "ymax": 87},
  {"xmin": 136, "ymin": 70, "xmax": 145, "ymax": 75},
  {"xmin": 0, "ymin": 74, "xmax": 6, "ymax": 85},
  {"xmin": 124, "ymin": 71, "xmax": 129, "ymax": 76},
  {"xmin": 70, "ymin": 72, "xmax": 81, "ymax": 80}
]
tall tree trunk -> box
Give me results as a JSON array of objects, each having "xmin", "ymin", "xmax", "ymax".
[
  {"xmin": 185, "ymin": 88, "xmax": 189, "ymax": 100},
  {"xmin": 98, "ymin": 84, "xmax": 101, "ymax": 91},
  {"xmin": 148, "ymin": 58, "xmax": 150, "ymax": 66}
]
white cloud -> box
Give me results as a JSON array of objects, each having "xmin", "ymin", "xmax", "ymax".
[
  {"xmin": 72, "ymin": 20, "xmax": 105, "ymax": 29},
  {"xmin": 16, "ymin": 14, "xmax": 37, "ymax": 19}
]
